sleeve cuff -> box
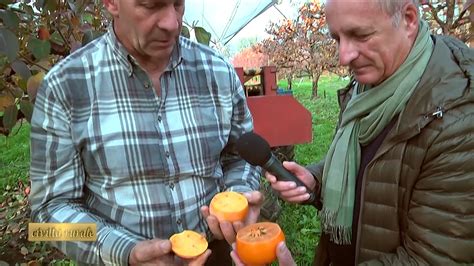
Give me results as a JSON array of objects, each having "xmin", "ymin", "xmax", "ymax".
[
  {"xmin": 228, "ymin": 185, "xmax": 254, "ymax": 193},
  {"xmin": 303, "ymin": 171, "xmax": 323, "ymax": 210},
  {"xmin": 99, "ymin": 226, "xmax": 146, "ymax": 265}
]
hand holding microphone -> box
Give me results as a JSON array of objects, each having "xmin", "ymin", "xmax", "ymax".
[{"xmin": 236, "ymin": 132, "xmax": 317, "ymax": 204}]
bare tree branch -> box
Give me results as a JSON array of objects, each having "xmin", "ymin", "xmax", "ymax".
[{"xmin": 424, "ymin": 2, "xmax": 448, "ymax": 31}]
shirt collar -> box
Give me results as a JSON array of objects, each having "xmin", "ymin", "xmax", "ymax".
[
  {"xmin": 166, "ymin": 38, "xmax": 183, "ymax": 71},
  {"xmin": 105, "ymin": 24, "xmax": 184, "ymax": 76},
  {"xmin": 105, "ymin": 25, "xmax": 134, "ymax": 76}
]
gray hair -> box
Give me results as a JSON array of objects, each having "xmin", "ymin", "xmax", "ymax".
[{"xmin": 376, "ymin": 0, "xmax": 420, "ymax": 27}]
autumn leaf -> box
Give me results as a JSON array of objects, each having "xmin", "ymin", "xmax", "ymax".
[
  {"xmin": 0, "ymin": 93, "xmax": 14, "ymax": 112},
  {"xmin": 26, "ymin": 71, "xmax": 46, "ymax": 101}
]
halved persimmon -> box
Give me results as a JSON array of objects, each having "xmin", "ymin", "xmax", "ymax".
[
  {"xmin": 209, "ymin": 191, "xmax": 249, "ymax": 222},
  {"xmin": 236, "ymin": 222, "xmax": 285, "ymax": 266},
  {"xmin": 169, "ymin": 230, "xmax": 208, "ymax": 259}
]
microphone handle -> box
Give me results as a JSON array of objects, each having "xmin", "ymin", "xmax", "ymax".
[
  {"xmin": 263, "ymin": 155, "xmax": 316, "ymax": 203},
  {"xmin": 263, "ymin": 155, "xmax": 306, "ymax": 187}
]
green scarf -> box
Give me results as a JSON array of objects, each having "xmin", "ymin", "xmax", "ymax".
[{"xmin": 320, "ymin": 21, "xmax": 434, "ymax": 245}]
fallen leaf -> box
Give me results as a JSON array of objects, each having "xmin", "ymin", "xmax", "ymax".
[
  {"xmin": 27, "ymin": 260, "xmax": 40, "ymax": 266},
  {"xmin": 20, "ymin": 246, "xmax": 29, "ymax": 255},
  {"xmin": 8, "ymin": 238, "xmax": 18, "ymax": 248},
  {"xmin": 10, "ymin": 221, "xmax": 20, "ymax": 232}
]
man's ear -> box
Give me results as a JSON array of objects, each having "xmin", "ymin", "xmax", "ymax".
[
  {"xmin": 103, "ymin": 0, "xmax": 119, "ymax": 16},
  {"xmin": 402, "ymin": 2, "xmax": 419, "ymax": 40}
]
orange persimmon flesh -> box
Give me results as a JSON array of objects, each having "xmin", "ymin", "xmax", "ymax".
[
  {"xmin": 169, "ymin": 230, "xmax": 208, "ymax": 259},
  {"xmin": 236, "ymin": 222, "xmax": 285, "ymax": 266},
  {"xmin": 209, "ymin": 191, "xmax": 249, "ymax": 222}
]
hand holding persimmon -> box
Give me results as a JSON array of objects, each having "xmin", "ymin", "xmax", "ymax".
[
  {"xmin": 169, "ymin": 230, "xmax": 208, "ymax": 259},
  {"xmin": 209, "ymin": 191, "xmax": 249, "ymax": 222},
  {"xmin": 236, "ymin": 222, "xmax": 285, "ymax": 265}
]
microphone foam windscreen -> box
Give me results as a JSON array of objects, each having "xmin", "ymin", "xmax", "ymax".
[{"xmin": 236, "ymin": 132, "xmax": 272, "ymax": 166}]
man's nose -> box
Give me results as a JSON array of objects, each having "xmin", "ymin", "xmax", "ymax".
[
  {"xmin": 157, "ymin": 5, "xmax": 180, "ymax": 32},
  {"xmin": 338, "ymin": 39, "xmax": 358, "ymax": 66}
]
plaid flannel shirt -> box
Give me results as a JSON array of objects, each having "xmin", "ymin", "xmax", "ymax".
[{"xmin": 29, "ymin": 27, "xmax": 260, "ymax": 265}]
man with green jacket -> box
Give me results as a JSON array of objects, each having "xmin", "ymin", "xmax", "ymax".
[{"xmin": 259, "ymin": 0, "xmax": 474, "ymax": 265}]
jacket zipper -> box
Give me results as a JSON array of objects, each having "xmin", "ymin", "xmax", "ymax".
[{"xmin": 431, "ymin": 106, "xmax": 444, "ymax": 119}]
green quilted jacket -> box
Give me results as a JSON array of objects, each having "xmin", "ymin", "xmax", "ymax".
[{"xmin": 308, "ymin": 35, "xmax": 474, "ymax": 265}]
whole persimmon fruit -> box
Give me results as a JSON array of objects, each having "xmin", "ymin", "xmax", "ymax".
[
  {"xmin": 169, "ymin": 230, "xmax": 208, "ymax": 259},
  {"xmin": 236, "ymin": 222, "xmax": 285, "ymax": 266},
  {"xmin": 209, "ymin": 191, "xmax": 249, "ymax": 222}
]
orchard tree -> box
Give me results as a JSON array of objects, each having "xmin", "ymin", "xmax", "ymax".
[
  {"xmin": 0, "ymin": 0, "xmax": 210, "ymax": 136},
  {"xmin": 232, "ymin": 46, "xmax": 270, "ymax": 68},
  {"xmin": 236, "ymin": 36, "xmax": 259, "ymax": 53},
  {"xmin": 0, "ymin": 0, "xmax": 109, "ymax": 136},
  {"xmin": 259, "ymin": 1, "xmax": 344, "ymax": 98},
  {"xmin": 420, "ymin": 0, "xmax": 473, "ymax": 44},
  {"xmin": 257, "ymin": 19, "xmax": 304, "ymax": 89}
]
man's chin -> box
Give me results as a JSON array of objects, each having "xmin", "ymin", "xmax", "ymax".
[
  {"xmin": 354, "ymin": 73, "xmax": 379, "ymax": 86},
  {"xmin": 144, "ymin": 47, "xmax": 174, "ymax": 58}
]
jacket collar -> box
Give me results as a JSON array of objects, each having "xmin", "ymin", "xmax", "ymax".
[
  {"xmin": 338, "ymin": 35, "xmax": 473, "ymax": 143},
  {"xmin": 392, "ymin": 35, "xmax": 473, "ymax": 142}
]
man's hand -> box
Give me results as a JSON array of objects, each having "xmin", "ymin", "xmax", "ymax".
[
  {"xmin": 230, "ymin": 241, "xmax": 296, "ymax": 266},
  {"xmin": 265, "ymin": 161, "xmax": 316, "ymax": 204},
  {"xmin": 181, "ymin": 249, "xmax": 212, "ymax": 266},
  {"xmin": 129, "ymin": 239, "xmax": 212, "ymax": 265},
  {"xmin": 129, "ymin": 239, "xmax": 174, "ymax": 265},
  {"xmin": 201, "ymin": 190, "xmax": 263, "ymax": 244}
]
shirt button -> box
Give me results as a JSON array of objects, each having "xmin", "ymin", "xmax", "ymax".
[
  {"xmin": 157, "ymin": 115, "xmax": 162, "ymax": 122},
  {"xmin": 176, "ymin": 218, "xmax": 182, "ymax": 225},
  {"xmin": 169, "ymin": 182, "xmax": 174, "ymax": 190},
  {"xmin": 165, "ymin": 151, "xmax": 170, "ymax": 157},
  {"xmin": 144, "ymin": 81, "xmax": 150, "ymax": 88}
]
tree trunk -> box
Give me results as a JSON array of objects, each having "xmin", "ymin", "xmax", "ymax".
[
  {"xmin": 311, "ymin": 72, "xmax": 320, "ymax": 99},
  {"xmin": 287, "ymin": 76, "xmax": 293, "ymax": 90}
]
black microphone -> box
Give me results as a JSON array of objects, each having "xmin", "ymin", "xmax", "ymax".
[{"xmin": 236, "ymin": 132, "xmax": 316, "ymax": 203}]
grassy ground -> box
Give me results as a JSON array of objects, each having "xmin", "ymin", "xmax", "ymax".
[
  {"xmin": 276, "ymin": 74, "xmax": 348, "ymax": 265},
  {"xmin": 0, "ymin": 74, "xmax": 348, "ymax": 265},
  {"xmin": 0, "ymin": 123, "xmax": 71, "ymax": 265},
  {"xmin": 0, "ymin": 123, "xmax": 30, "ymax": 193}
]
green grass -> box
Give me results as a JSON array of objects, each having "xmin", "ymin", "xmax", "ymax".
[
  {"xmin": 276, "ymin": 74, "xmax": 349, "ymax": 265},
  {"xmin": 0, "ymin": 123, "xmax": 31, "ymax": 194}
]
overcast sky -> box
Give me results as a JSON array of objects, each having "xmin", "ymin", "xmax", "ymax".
[
  {"xmin": 184, "ymin": 0, "xmax": 305, "ymax": 53},
  {"xmin": 226, "ymin": 0, "xmax": 304, "ymax": 47}
]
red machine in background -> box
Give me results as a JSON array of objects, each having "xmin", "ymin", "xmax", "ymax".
[
  {"xmin": 235, "ymin": 65, "xmax": 312, "ymax": 221},
  {"xmin": 234, "ymin": 66, "xmax": 312, "ymax": 150}
]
